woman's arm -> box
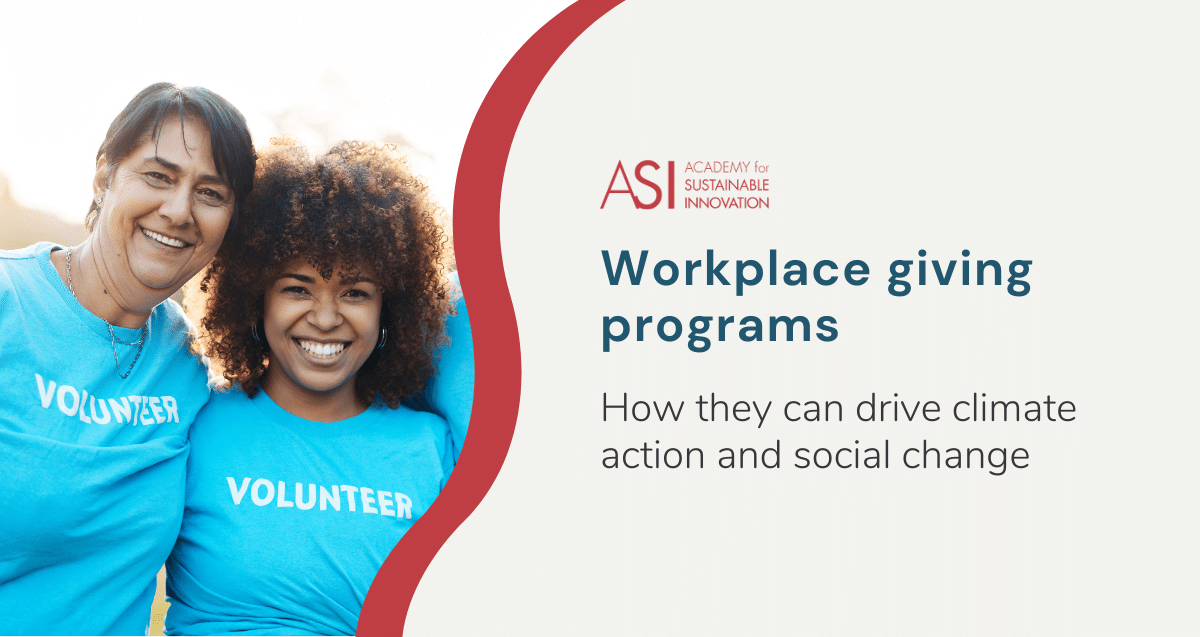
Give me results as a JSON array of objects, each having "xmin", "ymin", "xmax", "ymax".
[{"xmin": 420, "ymin": 272, "xmax": 474, "ymax": 463}]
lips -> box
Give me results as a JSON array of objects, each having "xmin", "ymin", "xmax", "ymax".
[{"xmin": 142, "ymin": 228, "xmax": 190, "ymax": 249}]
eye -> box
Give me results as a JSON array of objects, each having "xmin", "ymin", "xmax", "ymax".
[
  {"xmin": 344, "ymin": 288, "xmax": 372, "ymax": 300},
  {"xmin": 144, "ymin": 171, "xmax": 170, "ymax": 185},
  {"xmin": 281, "ymin": 285, "xmax": 310, "ymax": 296},
  {"xmin": 197, "ymin": 187, "xmax": 227, "ymax": 205}
]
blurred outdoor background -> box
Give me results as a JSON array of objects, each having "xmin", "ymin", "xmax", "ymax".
[
  {"xmin": 1, "ymin": 2, "xmax": 572, "ymax": 634},
  {"xmin": 1, "ymin": 2, "xmax": 573, "ymax": 247}
]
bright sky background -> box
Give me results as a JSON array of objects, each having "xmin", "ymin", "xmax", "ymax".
[{"xmin": 0, "ymin": 1, "xmax": 573, "ymax": 224}]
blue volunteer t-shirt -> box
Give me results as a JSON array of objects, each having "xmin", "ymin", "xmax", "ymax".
[
  {"xmin": 165, "ymin": 388, "xmax": 454, "ymax": 636},
  {"xmin": 0, "ymin": 243, "xmax": 211, "ymax": 635}
]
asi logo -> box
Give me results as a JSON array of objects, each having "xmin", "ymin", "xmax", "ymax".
[{"xmin": 601, "ymin": 160, "xmax": 675, "ymax": 209}]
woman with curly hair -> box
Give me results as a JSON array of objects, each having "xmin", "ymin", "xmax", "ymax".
[{"xmin": 164, "ymin": 138, "xmax": 466, "ymax": 635}]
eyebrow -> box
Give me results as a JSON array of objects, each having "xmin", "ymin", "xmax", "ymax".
[
  {"xmin": 139, "ymin": 155, "xmax": 229, "ymax": 188},
  {"xmin": 278, "ymin": 273, "xmax": 376, "ymax": 286}
]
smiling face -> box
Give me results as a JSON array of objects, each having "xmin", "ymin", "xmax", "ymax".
[
  {"xmin": 92, "ymin": 116, "xmax": 233, "ymax": 295},
  {"xmin": 259, "ymin": 260, "xmax": 383, "ymax": 420}
]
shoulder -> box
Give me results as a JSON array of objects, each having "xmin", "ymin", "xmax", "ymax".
[
  {"xmin": 381, "ymin": 403, "xmax": 450, "ymax": 436},
  {"xmin": 381, "ymin": 404, "xmax": 451, "ymax": 464},
  {"xmin": 0, "ymin": 242, "xmax": 55, "ymax": 262},
  {"xmin": 381, "ymin": 402, "xmax": 446, "ymax": 424},
  {"xmin": 0, "ymin": 242, "xmax": 56, "ymax": 287},
  {"xmin": 191, "ymin": 387, "xmax": 253, "ymax": 433},
  {"xmin": 0, "ymin": 244, "xmax": 65, "ymax": 322},
  {"xmin": 196, "ymin": 386, "xmax": 253, "ymax": 417},
  {"xmin": 188, "ymin": 387, "xmax": 255, "ymax": 446},
  {"xmin": 381, "ymin": 404, "xmax": 454, "ymax": 481},
  {"xmin": 154, "ymin": 297, "xmax": 196, "ymax": 334},
  {"xmin": 142, "ymin": 297, "xmax": 212, "ymax": 385}
]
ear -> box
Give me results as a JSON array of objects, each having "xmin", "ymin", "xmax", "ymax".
[{"xmin": 93, "ymin": 155, "xmax": 109, "ymax": 197}]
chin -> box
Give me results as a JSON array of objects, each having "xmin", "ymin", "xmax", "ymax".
[
  {"xmin": 297, "ymin": 375, "xmax": 355, "ymax": 395},
  {"xmin": 132, "ymin": 268, "xmax": 189, "ymax": 292}
]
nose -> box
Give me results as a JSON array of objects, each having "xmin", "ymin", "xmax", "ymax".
[
  {"xmin": 307, "ymin": 296, "xmax": 344, "ymax": 331},
  {"xmin": 159, "ymin": 186, "xmax": 194, "ymax": 226}
]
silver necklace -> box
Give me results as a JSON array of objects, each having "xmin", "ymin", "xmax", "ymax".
[{"xmin": 65, "ymin": 248, "xmax": 147, "ymax": 379}]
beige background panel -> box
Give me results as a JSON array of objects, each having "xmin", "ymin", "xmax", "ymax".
[{"xmin": 410, "ymin": 2, "xmax": 1198, "ymax": 634}]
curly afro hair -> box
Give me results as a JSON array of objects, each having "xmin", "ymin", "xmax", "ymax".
[{"xmin": 198, "ymin": 137, "xmax": 453, "ymax": 407}]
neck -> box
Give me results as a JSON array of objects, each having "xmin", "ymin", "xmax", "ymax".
[
  {"xmin": 57, "ymin": 238, "xmax": 165, "ymax": 329},
  {"xmin": 259, "ymin": 371, "xmax": 369, "ymax": 423}
]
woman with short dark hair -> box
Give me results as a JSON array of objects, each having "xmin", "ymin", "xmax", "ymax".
[{"xmin": 0, "ymin": 83, "xmax": 256, "ymax": 635}]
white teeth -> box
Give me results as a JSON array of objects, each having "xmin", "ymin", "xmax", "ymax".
[
  {"xmin": 143, "ymin": 229, "xmax": 186, "ymax": 248},
  {"xmin": 298, "ymin": 340, "xmax": 346, "ymax": 357}
]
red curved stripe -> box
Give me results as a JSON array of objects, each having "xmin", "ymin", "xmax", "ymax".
[{"xmin": 358, "ymin": 1, "xmax": 625, "ymax": 633}]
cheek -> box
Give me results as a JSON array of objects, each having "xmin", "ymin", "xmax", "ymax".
[
  {"xmin": 262, "ymin": 301, "xmax": 296, "ymax": 341},
  {"xmin": 97, "ymin": 201, "xmax": 127, "ymax": 231},
  {"xmin": 368, "ymin": 303, "xmax": 384, "ymax": 333},
  {"xmin": 94, "ymin": 207, "xmax": 130, "ymax": 251},
  {"xmin": 354, "ymin": 306, "xmax": 383, "ymax": 339},
  {"xmin": 199, "ymin": 211, "xmax": 233, "ymax": 247}
]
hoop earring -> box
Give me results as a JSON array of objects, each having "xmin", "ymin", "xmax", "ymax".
[
  {"xmin": 250, "ymin": 322, "xmax": 261, "ymax": 342},
  {"xmin": 376, "ymin": 327, "xmax": 387, "ymax": 350}
]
